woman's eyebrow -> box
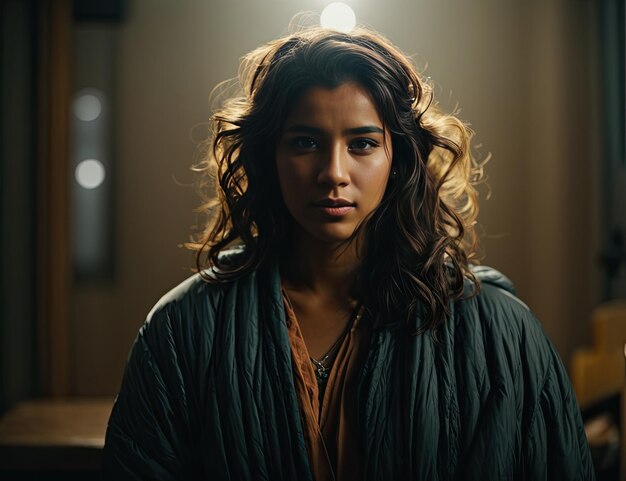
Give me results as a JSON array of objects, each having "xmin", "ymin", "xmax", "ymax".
[
  {"xmin": 344, "ymin": 126, "xmax": 384, "ymax": 135},
  {"xmin": 282, "ymin": 124, "xmax": 384, "ymax": 135},
  {"xmin": 283, "ymin": 124, "xmax": 325, "ymax": 135}
]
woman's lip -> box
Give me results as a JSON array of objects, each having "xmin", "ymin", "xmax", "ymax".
[{"xmin": 317, "ymin": 205, "xmax": 355, "ymax": 217}]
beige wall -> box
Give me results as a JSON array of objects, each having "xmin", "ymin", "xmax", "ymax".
[{"xmin": 71, "ymin": 0, "xmax": 602, "ymax": 395}]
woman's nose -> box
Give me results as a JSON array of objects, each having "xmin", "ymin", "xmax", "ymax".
[{"xmin": 316, "ymin": 144, "xmax": 350, "ymax": 187}]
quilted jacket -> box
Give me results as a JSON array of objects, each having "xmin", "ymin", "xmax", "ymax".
[{"xmin": 103, "ymin": 254, "xmax": 595, "ymax": 480}]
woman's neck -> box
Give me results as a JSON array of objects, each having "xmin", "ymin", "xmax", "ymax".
[{"xmin": 281, "ymin": 231, "xmax": 360, "ymax": 303}]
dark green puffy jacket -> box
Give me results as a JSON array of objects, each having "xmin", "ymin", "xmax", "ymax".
[{"xmin": 103, "ymin": 255, "xmax": 595, "ymax": 480}]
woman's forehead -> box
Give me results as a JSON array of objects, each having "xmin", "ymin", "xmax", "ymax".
[{"xmin": 282, "ymin": 82, "xmax": 383, "ymax": 130}]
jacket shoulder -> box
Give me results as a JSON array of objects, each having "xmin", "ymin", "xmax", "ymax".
[
  {"xmin": 449, "ymin": 276, "xmax": 593, "ymax": 477},
  {"xmin": 453, "ymin": 266, "xmax": 555, "ymax": 391},
  {"xmin": 459, "ymin": 265, "xmax": 538, "ymax": 343},
  {"xmin": 143, "ymin": 247, "xmax": 252, "ymax": 333}
]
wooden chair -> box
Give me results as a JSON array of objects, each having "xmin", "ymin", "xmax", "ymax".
[
  {"xmin": 570, "ymin": 301, "xmax": 626, "ymax": 479},
  {"xmin": 571, "ymin": 300, "xmax": 626, "ymax": 409}
]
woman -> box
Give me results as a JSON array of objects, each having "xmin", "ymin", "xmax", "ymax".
[{"xmin": 103, "ymin": 27, "xmax": 595, "ymax": 480}]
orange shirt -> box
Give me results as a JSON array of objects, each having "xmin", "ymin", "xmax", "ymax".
[{"xmin": 282, "ymin": 291, "xmax": 372, "ymax": 481}]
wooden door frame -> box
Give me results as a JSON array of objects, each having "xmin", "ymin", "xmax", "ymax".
[{"xmin": 37, "ymin": 0, "xmax": 72, "ymax": 397}]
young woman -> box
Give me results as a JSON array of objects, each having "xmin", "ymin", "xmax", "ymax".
[{"xmin": 103, "ymin": 27, "xmax": 595, "ymax": 480}]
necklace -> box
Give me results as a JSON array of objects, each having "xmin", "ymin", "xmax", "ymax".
[{"xmin": 310, "ymin": 304, "xmax": 363, "ymax": 388}]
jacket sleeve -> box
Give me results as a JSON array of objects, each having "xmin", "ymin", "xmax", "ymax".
[
  {"xmin": 521, "ymin": 326, "xmax": 596, "ymax": 481},
  {"xmin": 102, "ymin": 305, "xmax": 194, "ymax": 480}
]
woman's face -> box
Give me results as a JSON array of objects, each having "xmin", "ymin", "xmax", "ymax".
[{"xmin": 275, "ymin": 82, "xmax": 393, "ymax": 246}]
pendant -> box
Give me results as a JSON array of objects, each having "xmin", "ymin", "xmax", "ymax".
[{"xmin": 311, "ymin": 357, "xmax": 330, "ymax": 386}]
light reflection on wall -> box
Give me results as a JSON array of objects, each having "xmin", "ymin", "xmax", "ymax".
[
  {"xmin": 75, "ymin": 158, "xmax": 106, "ymax": 189},
  {"xmin": 72, "ymin": 26, "xmax": 116, "ymax": 281},
  {"xmin": 73, "ymin": 93, "xmax": 102, "ymax": 122}
]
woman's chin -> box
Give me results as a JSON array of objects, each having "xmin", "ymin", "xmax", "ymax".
[{"xmin": 296, "ymin": 224, "xmax": 358, "ymax": 246}]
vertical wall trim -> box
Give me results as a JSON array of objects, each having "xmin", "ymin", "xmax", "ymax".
[
  {"xmin": 0, "ymin": 0, "xmax": 38, "ymax": 412},
  {"xmin": 37, "ymin": 0, "xmax": 72, "ymax": 397}
]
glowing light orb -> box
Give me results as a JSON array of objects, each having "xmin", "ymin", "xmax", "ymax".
[
  {"xmin": 73, "ymin": 92, "xmax": 102, "ymax": 121},
  {"xmin": 75, "ymin": 159, "xmax": 106, "ymax": 189},
  {"xmin": 320, "ymin": 3, "xmax": 356, "ymax": 33}
]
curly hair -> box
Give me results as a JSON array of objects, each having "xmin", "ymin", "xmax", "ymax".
[{"xmin": 189, "ymin": 26, "xmax": 486, "ymax": 334}]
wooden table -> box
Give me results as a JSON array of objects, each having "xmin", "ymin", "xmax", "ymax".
[{"xmin": 0, "ymin": 398, "xmax": 113, "ymax": 471}]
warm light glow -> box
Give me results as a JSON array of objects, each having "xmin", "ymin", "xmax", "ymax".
[
  {"xmin": 74, "ymin": 92, "xmax": 102, "ymax": 121},
  {"xmin": 75, "ymin": 159, "xmax": 106, "ymax": 189},
  {"xmin": 320, "ymin": 2, "xmax": 356, "ymax": 33}
]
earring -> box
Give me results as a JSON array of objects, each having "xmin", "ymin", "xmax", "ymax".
[{"xmin": 392, "ymin": 170, "xmax": 397, "ymax": 176}]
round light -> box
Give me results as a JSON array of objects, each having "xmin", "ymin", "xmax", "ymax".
[
  {"xmin": 320, "ymin": 3, "xmax": 356, "ymax": 33},
  {"xmin": 75, "ymin": 159, "xmax": 106, "ymax": 189},
  {"xmin": 73, "ymin": 93, "xmax": 102, "ymax": 121}
]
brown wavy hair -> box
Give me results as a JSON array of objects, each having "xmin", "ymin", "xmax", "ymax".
[{"xmin": 190, "ymin": 26, "xmax": 486, "ymax": 333}]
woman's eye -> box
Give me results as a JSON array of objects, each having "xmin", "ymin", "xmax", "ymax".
[
  {"xmin": 349, "ymin": 138, "xmax": 379, "ymax": 153},
  {"xmin": 290, "ymin": 137, "xmax": 318, "ymax": 150}
]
